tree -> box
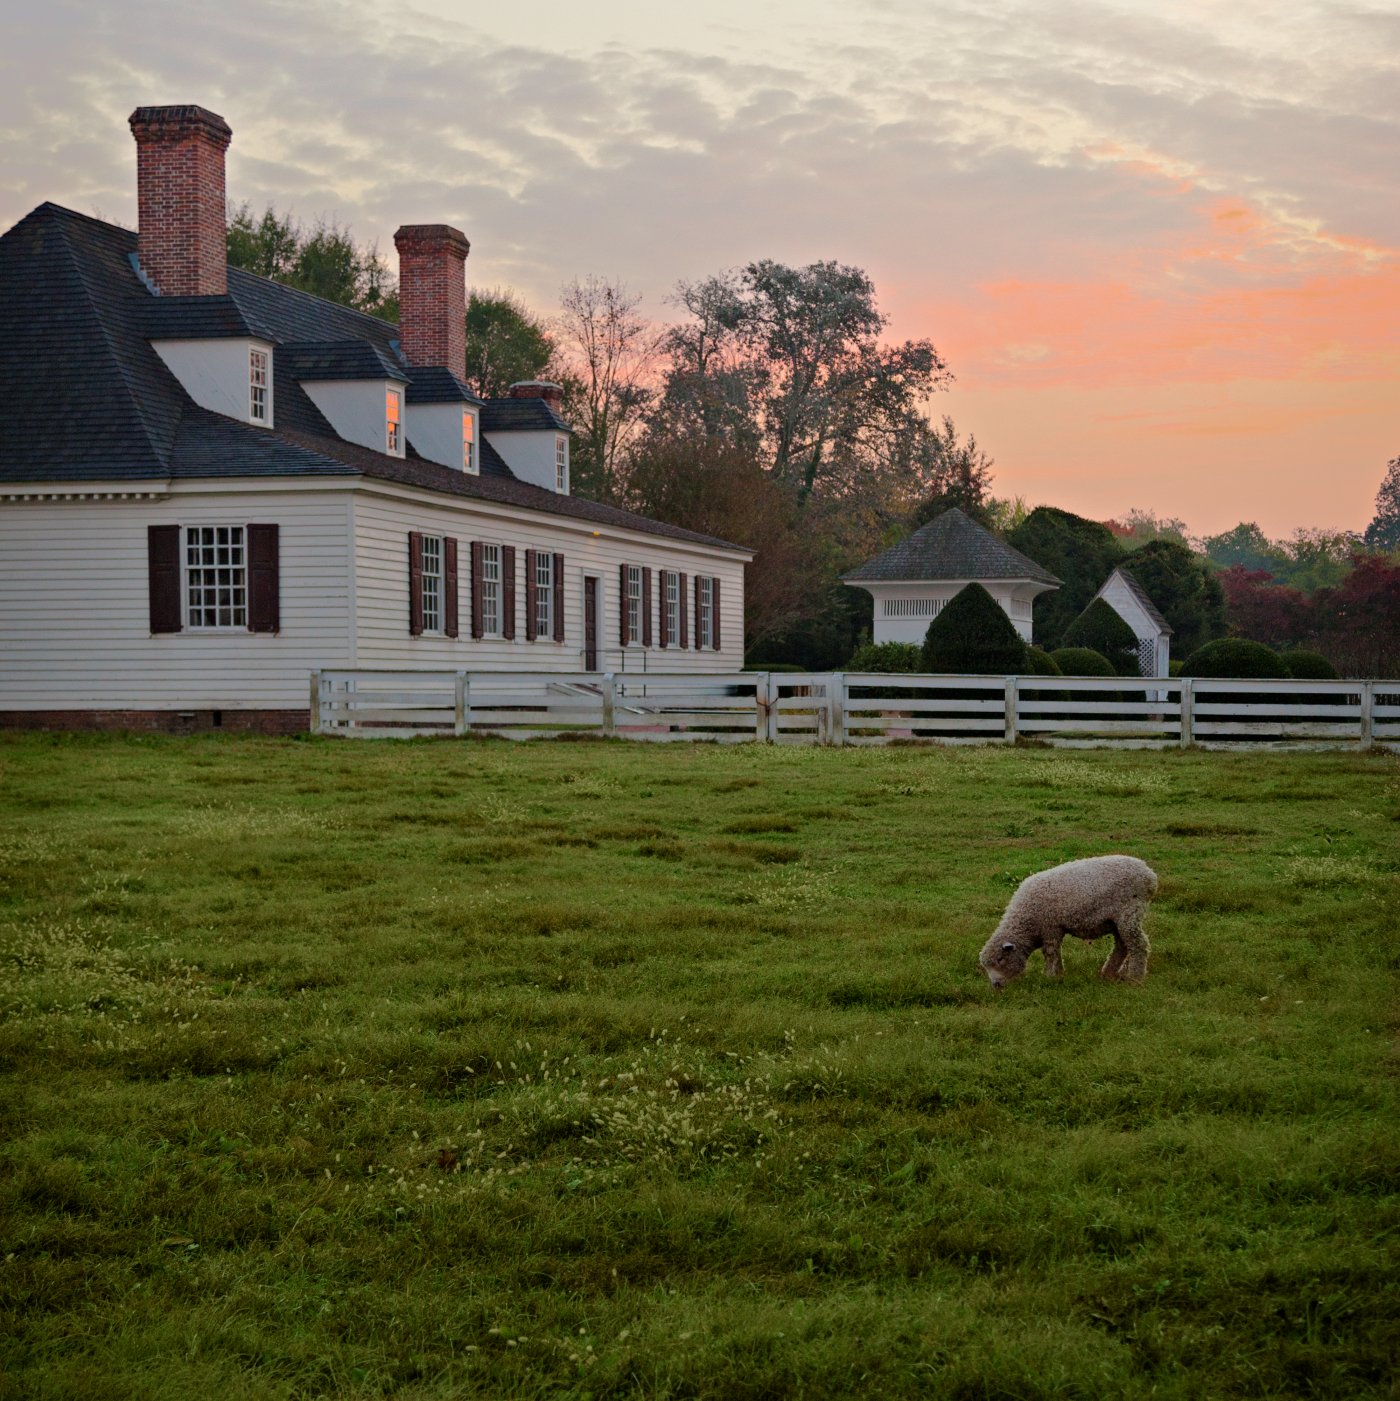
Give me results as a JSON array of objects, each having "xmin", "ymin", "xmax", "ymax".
[
  {"xmin": 921, "ymin": 583, "xmax": 1027, "ymax": 674},
  {"xmin": 1219, "ymin": 567, "xmax": 1312, "ymax": 649},
  {"xmin": 1062, "ymin": 599, "xmax": 1141, "ymax": 675},
  {"xmin": 1310, "ymin": 555, "xmax": 1400, "ymax": 677},
  {"xmin": 226, "ymin": 203, "xmax": 396, "ymax": 318},
  {"xmin": 1363, "ymin": 455, "xmax": 1400, "ymax": 551},
  {"xmin": 1201, "ymin": 521, "xmax": 1282, "ymax": 575},
  {"xmin": 1123, "ymin": 539, "xmax": 1225, "ymax": 659},
  {"xmin": 907, "ymin": 416, "xmax": 996, "ymax": 528},
  {"xmin": 464, "ymin": 289, "xmax": 554, "ymax": 399},
  {"xmin": 1273, "ymin": 528, "xmax": 1364, "ymax": 592},
  {"xmin": 1110, "ymin": 508, "xmax": 1191, "ymax": 548},
  {"xmin": 1007, "ymin": 507, "xmax": 1125, "ymax": 650},
  {"xmin": 555, "ymin": 276, "xmax": 658, "ymax": 503}
]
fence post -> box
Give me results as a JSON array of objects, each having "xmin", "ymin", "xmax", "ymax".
[
  {"xmin": 453, "ymin": 671, "xmax": 469, "ymax": 737},
  {"xmin": 309, "ymin": 671, "xmax": 323, "ymax": 735},
  {"xmin": 763, "ymin": 673, "xmax": 780, "ymax": 744},
  {"xmin": 1004, "ymin": 675, "xmax": 1018, "ymax": 745},
  {"xmin": 1179, "ymin": 677, "xmax": 1194, "ymax": 749},
  {"xmin": 829, "ymin": 673, "xmax": 846, "ymax": 747},
  {"xmin": 602, "ymin": 672, "xmax": 617, "ymax": 738},
  {"xmin": 1360, "ymin": 680, "xmax": 1374, "ymax": 752}
]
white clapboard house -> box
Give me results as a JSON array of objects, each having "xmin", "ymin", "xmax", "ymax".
[{"xmin": 0, "ymin": 105, "xmax": 750, "ymax": 732}]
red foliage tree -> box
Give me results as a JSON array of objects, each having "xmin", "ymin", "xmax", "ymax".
[
  {"xmin": 1219, "ymin": 566, "xmax": 1312, "ymax": 650},
  {"xmin": 1311, "ymin": 555, "xmax": 1400, "ymax": 677}
]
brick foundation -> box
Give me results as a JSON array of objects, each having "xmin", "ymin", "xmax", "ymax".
[{"xmin": 0, "ymin": 710, "xmax": 310, "ymax": 736}]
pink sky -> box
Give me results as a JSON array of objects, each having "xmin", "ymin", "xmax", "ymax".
[{"xmin": 2, "ymin": 0, "xmax": 1394, "ymax": 538}]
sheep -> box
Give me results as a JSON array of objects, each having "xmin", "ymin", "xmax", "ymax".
[{"xmin": 978, "ymin": 855, "xmax": 1159, "ymax": 989}]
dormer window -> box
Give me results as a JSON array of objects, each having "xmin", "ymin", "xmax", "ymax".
[
  {"xmin": 386, "ymin": 388, "xmax": 402, "ymax": 454},
  {"xmin": 463, "ymin": 411, "xmax": 478, "ymax": 474},
  {"xmin": 555, "ymin": 435, "xmax": 568, "ymax": 493},
  {"xmin": 249, "ymin": 348, "xmax": 269, "ymax": 423}
]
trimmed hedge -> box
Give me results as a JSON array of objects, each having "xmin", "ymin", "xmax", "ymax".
[
  {"xmin": 922, "ymin": 584, "xmax": 1028, "ymax": 674},
  {"xmin": 1049, "ymin": 647, "xmax": 1118, "ymax": 678},
  {"xmin": 1181, "ymin": 638, "xmax": 1289, "ymax": 679},
  {"xmin": 1280, "ymin": 650, "xmax": 1339, "ymax": 680},
  {"xmin": 1023, "ymin": 647, "xmax": 1063, "ymax": 676},
  {"xmin": 1061, "ymin": 599, "xmax": 1141, "ymax": 676},
  {"xmin": 846, "ymin": 641, "xmax": 923, "ymax": 673}
]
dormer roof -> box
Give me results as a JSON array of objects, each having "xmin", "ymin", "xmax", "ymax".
[
  {"xmin": 481, "ymin": 397, "xmax": 570, "ymax": 433},
  {"xmin": 278, "ymin": 341, "xmax": 407, "ymax": 383},
  {"xmin": 843, "ymin": 507, "xmax": 1062, "ymax": 586},
  {"xmin": 405, "ymin": 366, "xmax": 484, "ymax": 406}
]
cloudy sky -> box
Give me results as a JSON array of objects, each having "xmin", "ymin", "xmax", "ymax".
[{"xmin": 4, "ymin": 0, "xmax": 1396, "ymax": 537}]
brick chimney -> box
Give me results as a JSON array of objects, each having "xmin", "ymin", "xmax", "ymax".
[
  {"xmin": 508, "ymin": 380, "xmax": 564, "ymax": 407},
  {"xmin": 393, "ymin": 224, "xmax": 470, "ymax": 374},
  {"xmin": 128, "ymin": 105, "xmax": 233, "ymax": 297}
]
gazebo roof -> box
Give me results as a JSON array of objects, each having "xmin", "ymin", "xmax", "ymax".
[
  {"xmin": 842, "ymin": 507, "xmax": 1061, "ymax": 587},
  {"xmin": 1097, "ymin": 566, "xmax": 1173, "ymax": 635}
]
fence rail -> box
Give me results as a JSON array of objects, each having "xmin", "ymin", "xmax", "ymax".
[{"xmin": 312, "ymin": 670, "xmax": 1400, "ymax": 751}]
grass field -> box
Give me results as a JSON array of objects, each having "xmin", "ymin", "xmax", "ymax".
[{"xmin": 1, "ymin": 731, "xmax": 1398, "ymax": 1399}]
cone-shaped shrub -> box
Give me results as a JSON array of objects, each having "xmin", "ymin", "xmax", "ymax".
[
  {"xmin": 1181, "ymin": 638, "xmax": 1288, "ymax": 678},
  {"xmin": 1280, "ymin": 649, "xmax": 1339, "ymax": 680},
  {"xmin": 1062, "ymin": 599, "xmax": 1141, "ymax": 676},
  {"xmin": 922, "ymin": 583, "xmax": 1028, "ymax": 673},
  {"xmin": 1023, "ymin": 646, "xmax": 1063, "ymax": 676},
  {"xmin": 1049, "ymin": 647, "xmax": 1117, "ymax": 677}
]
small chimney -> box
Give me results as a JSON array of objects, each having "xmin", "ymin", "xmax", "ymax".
[
  {"xmin": 394, "ymin": 224, "xmax": 470, "ymax": 374},
  {"xmin": 128, "ymin": 105, "xmax": 233, "ymax": 297},
  {"xmin": 508, "ymin": 380, "xmax": 564, "ymax": 407}
]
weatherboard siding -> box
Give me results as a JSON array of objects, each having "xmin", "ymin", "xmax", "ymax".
[
  {"xmin": 350, "ymin": 486, "xmax": 746, "ymax": 674},
  {"xmin": 0, "ymin": 487, "xmax": 354, "ymax": 710}
]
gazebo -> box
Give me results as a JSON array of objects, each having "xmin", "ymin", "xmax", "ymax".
[{"xmin": 842, "ymin": 508, "xmax": 1061, "ymax": 645}]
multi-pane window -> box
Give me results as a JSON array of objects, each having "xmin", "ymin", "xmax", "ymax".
[
  {"xmin": 421, "ymin": 535, "xmax": 443, "ymax": 633},
  {"xmin": 249, "ymin": 348, "xmax": 269, "ymax": 423},
  {"xmin": 186, "ymin": 525, "xmax": 246, "ymax": 629},
  {"xmin": 697, "ymin": 575, "xmax": 714, "ymax": 649},
  {"xmin": 555, "ymin": 435, "xmax": 568, "ymax": 493},
  {"xmin": 665, "ymin": 570, "xmax": 680, "ymax": 646},
  {"xmin": 481, "ymin": 543, "xmax": 502, "ymax": 636},
  {"xmin": 535, "ymin": 550, "xmax": 554, "ymax": 639},
  {"xmin": 386, "ymin": 388, "xmax": 402, "ymax": 453},
  {"xmin": 463, "ymin": 411, "xmax": 478, "ymax": 474},
  {"xmin": 626, "ymin": 565, "xmax": 642, "ymax": 644}
]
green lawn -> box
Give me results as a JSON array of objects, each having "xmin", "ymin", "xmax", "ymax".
[{"xmin": 1, "ymin": 732, "xmax": 1397, "ymax": 1399}]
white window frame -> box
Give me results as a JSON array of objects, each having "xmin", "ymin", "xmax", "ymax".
[
  {"xmin": 386, "ymin": 387, "xmax": 402, "ymax": 454},
  {"xmin": 555, "ymin": 435, "xmax": 569, "ymax": 493},
  {"xmin": 535, "ymin": 550, "xmax": 554, "ymax": 640},
  {"xmin": 249, "ymin": 347, "xmax": 269, "ymax": 424},
  {"xmin": 481, "ymin": 543, "xmax": 503, "ymax": 638},
  {"xmin": 420, "ymin": 534, "xmax": 444, "ymax": 634},
  {"xmin": 626, "ymin": 564, "xmax": 642, "ymax": 644},
  {"xmin": 185, "ymin": 525, "xmax": 247, "ymax": 630},
  {"xmin": 463, "ymin": 410, "xmax": 478, "ymax": 475},
  {"xmin": 665, "ymin": 570, "xmax": 680, "ymax": 646},
  {"xmin": 698, "ymin": 575, "xmax": 714, "ymax": 649}
]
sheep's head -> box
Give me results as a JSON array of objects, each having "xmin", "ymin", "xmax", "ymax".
[{"xmin": 979, "ymin": 938, "xmax": 1028, "ymax": 989}]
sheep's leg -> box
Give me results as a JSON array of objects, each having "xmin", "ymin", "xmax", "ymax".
[
  {"xmin": 1099, "ymin": 934, "xmax": 1128, "ymax": 981},
  {"xmin": 1113, "ymin": 904, "xmax": 1151, "ymax": 984},
  {"xmin": 1042, "ymin": 931, "xmax": 1065, "ymax": 979}
]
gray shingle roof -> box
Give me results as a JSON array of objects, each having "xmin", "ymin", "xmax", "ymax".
[
  {"xmin": 842, "ymin": 508, "xmax": 1061, "ymax": 586},
  {"xmin": 278, "ymin": 341, "xmax": 407, "ymax": 383},
  {"xmin": 406, "ymin": 366, "xmax": 483, "ymax": 406},
  {"xmin": 0, "ymin": 203, "xmax": 744, "ymax": 553},
  {"xmin": 481, "ymin": 397, "xmax": 570, "ymax": 433}
]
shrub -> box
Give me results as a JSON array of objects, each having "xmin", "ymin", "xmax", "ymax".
[
  {"xmin": 1049, "ymin": 647, "xmax": 1117, "ymax": 677},
  {"xmin": 1061, "ymin": 599, "xmax": 1141, "ymax": 675},
  {"xmin": 846, "ymin": 641, "xmax": 923, "ymax": 673},
  {"xmin": 1023, "ymin": 647, "xmax": 1063, "ymax": 676},
  {"xmin": 1181, "ymin": 638, "xmax": 1289, "ymax": 679},
  {"xmin": 921, "ymin": 584, "xmax": 1028, "ymax": 674},
  {"xmin": 1280, "ymin": 649, "xmax": 1339, "ymax": 680}
]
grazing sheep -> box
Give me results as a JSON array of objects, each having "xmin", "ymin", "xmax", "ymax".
[{"xmin": 979, "ymin": 855, "xmax": 1159, "ymax": 989}]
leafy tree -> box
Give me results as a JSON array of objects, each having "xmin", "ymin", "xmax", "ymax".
[
  {"xmin": 1274, "ymin": 528, "xmax": 1364, "ymax": 593},
  {"xmin": 1181, "ymin": 639, "xmax": 1288, "ymax": 679},
  {"xmin": 985, "ymin": 495, "xmax": 1031, "ymax": 535},
  {"xmin": 907, "ymin": 417, "xmax": 996, "ymax": 528},
  {"xmin": 1364, "ymin": 455, "xmax": 1400, "ymax": 552},
  {"xmin": 921, "ymin": 584, "xmax": 1027, "ymax": 674},
  {"xmin": 1006, "ymin": 507, "xmax": 1125, "ymax": 650},
  {"xmin": 464, "ymin": 289, "xmax": 554, "ymax": 399},
  {"xmin": 1062, "ymin": 599, "xmax": 1141, "ymax": 675},
  {"xmin": 1109, "ymin": 508, "xmax": 1191, "ymax": 548},
  {"xmin": 226, "ymin": 203, "xmax": 396, "ymax": 318},
  {"xmin": 1123, "ymin": 539, "xmax": 1225, "ymax": 658},
  {"xmin": 1218, "ymin": 567, "xmax": 1312, "ymax": 649},
  {"xmin": 1310, "ymin": 555, "xmax": 1400, "ymax": 677},
  {"xmin": 1049, "ymin": 647, "xmax": 1117, "ymax": 678},
  {"xmin": 1201, "ymin": 521, "xmax": 1282, "ymax": 574}
]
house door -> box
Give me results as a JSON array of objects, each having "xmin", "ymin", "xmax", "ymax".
[{"xmin": 583, "ymin": 576, "xmax": 599, "ymax": 671}]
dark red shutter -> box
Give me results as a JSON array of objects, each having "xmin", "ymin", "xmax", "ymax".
[
  {"xmin": 553, "ymin": 552, "xmax": 566, "ymax": 642},
  {"xmin": 619, "ymin": 563, "xmax": 630, "ymax": 645},
  {"xmin": 642, "ymin": 567, "xmax": 653, "ymax": 647},
  {"xmin": 148, "ymin": 524, "xmax": 182, "ymax": 634},
  {"xmin": 524, "ymin": 548, "xmax": 538, "ymax": 641},
  {"xmin": 247, "ymin": 523, "xmax": 280, "ymax": 633},
  {"xmin": 712, "ymin": 577, "xmax": 721, "ymax": 650},
  {"xmin": 502, "ymin": 546, "xmax": 516, "ymax": 640},
  {"xmin": 470, "ymin": 541, "xmax": 484, "ymax": 639},
  {"xmin": 694, "ymin": 575, "xmax": 702, "ymax": 650},
  {"xmin": 443, "ymin": 536, "xmax": 459, "ymax": 639},
  {"xmin": 408, "ymin": 532, "xmax": 424, "ymax": 636},
  {"xmin": 678, "ymin": 572, "xmax": 688, "ymax": 649}
]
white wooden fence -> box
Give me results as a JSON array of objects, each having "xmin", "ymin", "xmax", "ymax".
[{"xmin": 311, "ymin": 671, "xmax": 1400, "ymax": 751}]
